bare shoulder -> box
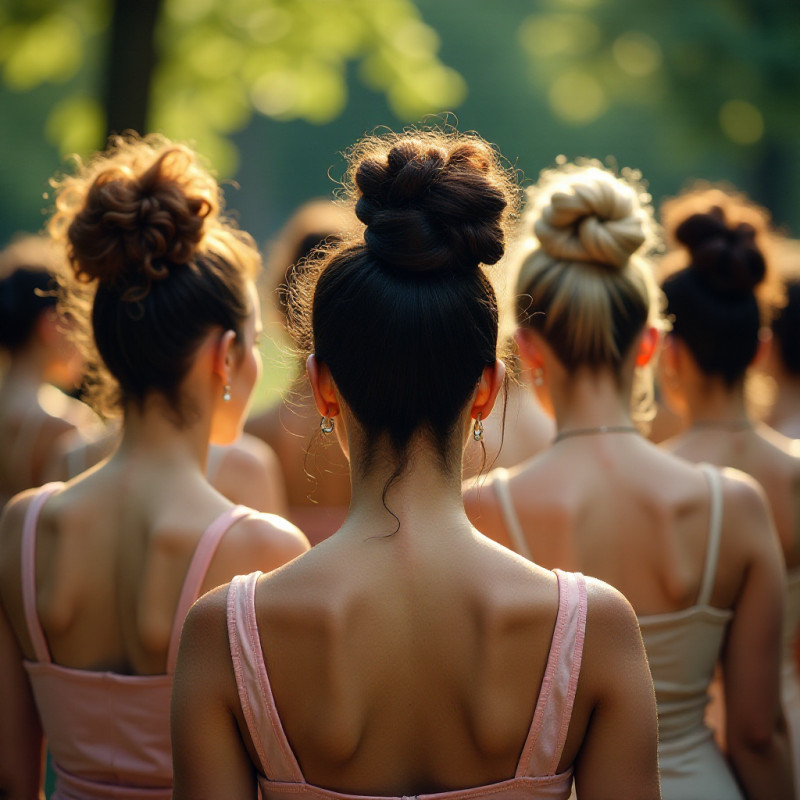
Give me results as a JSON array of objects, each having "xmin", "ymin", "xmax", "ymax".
[
  {"xmin": 231, "ymin": 511, "xmax": 310, "ymax": 566},
  {"xmin": 176, "ymin": 584, "xmax": 235, "ymax": 694},
  {"xmin": 583, "ymin": 576, "xmax": 640, "ymax": 637},
  {"xmin": 580, "ymin": 576, "xmax": 646, "ymax": 695},
  {"xmin": 224, "ymin": 434, "xmax": 281, "ymax": 475},
  {"xmin": 186, "ymin": 583, "xmax": 229, "ymax": 638},
  {"xmin": 717, "ymin": 466, "xmax": 774, "ymax": 536}
]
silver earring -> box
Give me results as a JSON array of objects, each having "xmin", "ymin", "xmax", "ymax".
[
  {"xmin": 320, "ymin": 415, "xmax": 335, "ymax": 435},
  {"xmin": 222, "ymin": 384, "xmax": 232, "ymax": 402},
  {"xmin": 472, "ymin": 414, "xmax": 484, "ymax": 442},
  {"xmin": 533, "ymin": 368, "xmax": 544, "ymax": 387}
]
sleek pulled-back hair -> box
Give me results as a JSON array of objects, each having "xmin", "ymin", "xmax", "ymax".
[
  {"xmin": 290, "ymin": 130, "xmax": 517, "ymax": 475},
  {"xmin": 0, "ymin": 235, "xmax": 64, "ymax": 353},
  {"xmin": 660, "ymin": 186, "xmax": 779, "ymax": 387},
  {"xmin": 48, "ymin": 134, "xmax": 259, "ymax": 418},
  {"xmin": 515, "ymin": 161, "xmax": 661, "ymax": 375}
]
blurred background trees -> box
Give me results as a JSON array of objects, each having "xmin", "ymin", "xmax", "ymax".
[{"xmin": 1, "ymin": 0, "xmax": 798, "ymax": 254}]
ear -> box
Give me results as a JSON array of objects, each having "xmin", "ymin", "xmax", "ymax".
[
  {"xmin": 306, "ymin": 355, "xmax": 340, "ymax": 418},
  {"xmin": 213, "ymin": 329, "xmax": 237, "ymax": 383},
  {"xmin": 635, "ymin": 325, "xmax": 660, "ymax": 368},
  {"xmin": 513, "ymin": 327, "xmax": 544, "ymax": 371},
  {"xmin": 471, "ymin": 360, "xmax": 506, "ymax": 421}
]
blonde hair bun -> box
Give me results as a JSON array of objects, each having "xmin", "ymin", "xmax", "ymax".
[{"xmin": 531, "ymin": 165, "xmax": 649, "ymax": 269}]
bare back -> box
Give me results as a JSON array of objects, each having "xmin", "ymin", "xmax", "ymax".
[
  {"xmin": 0, "ymin": 457, "xmax": 306, "ymax": 676},
  {"xmin": 664, "ymin": 423, "xmax": 800, "ymax": 569},
  {"xmin": 465, "ymin": 435, "xmax": 758, "ymax": 617},
  {"xmin": 183, "ymin": 518, "xmax": 656, "ymax": 798}
]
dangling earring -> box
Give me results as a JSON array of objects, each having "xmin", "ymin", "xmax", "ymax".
[
  {"xmin": 472, "ymin": 413, "xmax": 484, "ymax": 442},
  {"xmin": 533, "ymin": 368, "xmax": 544, "ymax": 387},
  {"xmin": 222, "ymin": 384, "xmax": 232, "ymax": 402},
  {"xmin": 320, "ymin": 415, "xmax": 335, "ymax": 435}
]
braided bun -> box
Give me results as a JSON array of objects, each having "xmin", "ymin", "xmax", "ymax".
[
  {"xmin": 515, "ymin": 160, "xmax": 661, "ymax": 377},
  {"xmin": 351, "ymin": 135, "xmax": 512, "ymax": 273},
  {"xmin": 528, "ymin": 165, "xmax": 651, "ymax": 269},
  {"xmin": 50, "ymin": 136, "xmax": 220, "ymax": 299}
]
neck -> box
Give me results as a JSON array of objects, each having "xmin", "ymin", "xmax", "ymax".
[
  {"xmin": 114, "ymin": 396, "xmax": 211, "ymax": 475},
  {"xmin": 549, "ymin": 367, "xmax": 634, "ymax": 433},
  {"xmin": 681, "ymin": 377, "xmax": 749, "ymax": 427},
  {"xmin": 344, "ymin": 438, "xmax": 469, "ymax": 539}
]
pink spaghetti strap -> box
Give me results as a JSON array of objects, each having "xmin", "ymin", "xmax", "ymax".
[
  {"xmin": 227, "ymin": 571, "xmax": 305, "ymax": 783},
  {"xmin": 516, "ymin": 570, "xmax": 588, "ymax": 778},
  {"xmin": 20, "ymin": 483, "xmax": 63, "ymax": 663},
  {"xmin": 165, "ymin": 505, "xmax": 252, "ymax": 674}
]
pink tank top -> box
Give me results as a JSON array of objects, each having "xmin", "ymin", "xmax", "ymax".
[
  {"xmin": 21, "ymin": 483, "xmax": 254, "ymax": 800},
  {"xmin": 227, "ymin": 568, "xmax": 587, "ymax": 800}
]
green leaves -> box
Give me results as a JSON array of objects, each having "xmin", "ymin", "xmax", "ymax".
[{"xmin": 0, "ymin": 0, "xmax": 464, "ymax": 173}]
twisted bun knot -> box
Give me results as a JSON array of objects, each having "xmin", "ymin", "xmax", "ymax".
[
  {"xmin": 66, "ymin": 145, "xmax": 216, "ymax": 298},
  {"xmin": 353, "ymin": 138, "xmax": 508, "ymax": 273},
  {"xmin": 533, "ymin": 168, "xmax": 647, "ymax": 269},
  {"xmin": 675, "ymin": 204, "xmax": 766, "ymax": 297}
]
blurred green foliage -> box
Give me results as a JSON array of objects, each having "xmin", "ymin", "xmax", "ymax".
[
  {"xmin": 0, "ymin": 0, "xmax": 464, "ymax": 174},
  {"xmin": 519, "ymin": 0, "xmax": 800, "ymax": 140},
  {"xmin": 517, "ymin": 0, "xmax": 800, "ymax": 221}
]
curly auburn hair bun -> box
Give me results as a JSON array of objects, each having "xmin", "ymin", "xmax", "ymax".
[
  {"xmin": 353, "ymin": 137, "xmax": 509, "ymax": 273},
  {"xmin": 57, "ymin": 141, "xmax": 219, "ymax": 298},
  {"xmin": 531, "ymin": 166, "xmax": 649, "ymax": 270},
  {"xmin": 675, "ymin": 205, "xmax": 765, "ymax": 297}
]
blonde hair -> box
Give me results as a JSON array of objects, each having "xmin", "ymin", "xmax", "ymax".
[{"xmin": 515, "ymin": 161, "xmax": 663, "ymax": 371}]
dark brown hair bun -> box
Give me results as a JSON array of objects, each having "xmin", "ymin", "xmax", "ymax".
[
  {"xmin": 675, "ymin": 204, "xmax": 765, "ymax": 297},
  {"xmin": 53, "ymin": 138, "xmax": 220, "ymax": 300},
  {"xmin": 353, "ymin": 137, "xmax": 509, "ymax": 273},
  {"xmin": 47, "ymin": 134, "xmax": 259, "ymax": 417}
]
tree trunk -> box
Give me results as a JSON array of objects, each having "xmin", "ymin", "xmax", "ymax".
[{"xmin": 103, "ymin": 0, "xmax": 162, "ymax": 138}]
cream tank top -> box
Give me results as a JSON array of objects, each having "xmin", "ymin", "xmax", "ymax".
[{"xmin": 490, "ymin": 463, "xmax": 741, "ymax": 800}]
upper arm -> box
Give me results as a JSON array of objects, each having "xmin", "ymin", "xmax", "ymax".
[
  {"xmin": 0, "ymin": 497, "xmax": 45, "ymax": 798},
  {"xmin": 572, "ymin": 580, "xmax": 660, "ymax": 800},
  {"xmin": 171, "ymin": 586, "xmax": 257, "ymax": 800},
  {"xmin": 720, "ymin": 474, "xmax": 786, "ymax": 746}
]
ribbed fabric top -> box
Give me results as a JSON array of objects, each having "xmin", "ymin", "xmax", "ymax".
[
  {"xmin": 20, "ymin": 482, "xmax": 252, "ymax": 800},
  {"xmin": 227, "ymin": 568, "xmax": 587, "ymax": 800}
]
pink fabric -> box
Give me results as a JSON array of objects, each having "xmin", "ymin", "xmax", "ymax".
[
  {"xmin": 20, "ymin": 484, "xmax": 252, "ymax": 800},
  {"xmin": 228, "ymin": 569, "xmax": 587, "ymax": 800}
]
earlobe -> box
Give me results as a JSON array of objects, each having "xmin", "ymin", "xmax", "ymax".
[{"xmin": 635, "ymin": 326, "xmax": 660, "ymax": 368}]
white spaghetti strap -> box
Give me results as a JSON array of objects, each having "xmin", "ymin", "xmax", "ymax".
[
  {"xmin": 491, "ymin": 468, "xmax": 532, "ymax": 560},
  {"xmin": 697, "ymin": 464, "xmax": 724, "ymax": 607}
]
